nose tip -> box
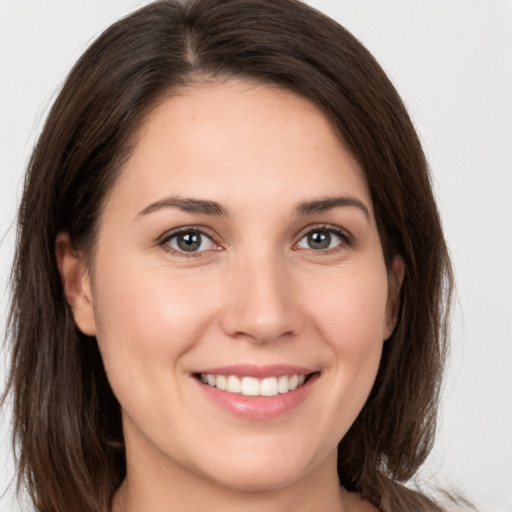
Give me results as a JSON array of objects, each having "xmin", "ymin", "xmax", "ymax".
[{"xmin": 220, "ymin": 260, "xmax": 297, "ymax": 344}]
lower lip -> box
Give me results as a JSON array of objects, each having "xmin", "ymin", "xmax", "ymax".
[{"xmin": 195, "ymin": 374, "xmax": 319, "ymax": 420}]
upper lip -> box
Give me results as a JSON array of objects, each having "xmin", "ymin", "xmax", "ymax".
[{"xmin": 193, "ymin": 364, "xmax": 316, "ymax": 379}]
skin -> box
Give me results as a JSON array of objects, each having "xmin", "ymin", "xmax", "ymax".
[{"xmin": 58, "ymin": 80, "xmax": 403, "ymax": 512}]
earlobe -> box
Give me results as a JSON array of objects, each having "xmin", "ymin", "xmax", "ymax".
[
  {"xmin": 384, "ymin": 254, "xmax": 405, "ymax": 339},
  {"xmin": 56, "ymin": 232, "xmax": 97, "ymax": 336}
]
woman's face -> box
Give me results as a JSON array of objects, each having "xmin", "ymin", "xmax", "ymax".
[{"xmin": 66, "ymin": 81, "xmax": 403, "ymax": 493}]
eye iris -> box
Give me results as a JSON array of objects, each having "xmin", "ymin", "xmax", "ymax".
[
  {"xmin": 177, "ymin": 231, "xmax": 201, "ymax": 252},
  {"xmin": 308, "ymin": 230, "xmax": 331, "ymax": 249}
]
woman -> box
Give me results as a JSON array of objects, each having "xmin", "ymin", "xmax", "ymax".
[{"xmin": 4, "ymin": 0, "xmax": 453, "ymax": 511}]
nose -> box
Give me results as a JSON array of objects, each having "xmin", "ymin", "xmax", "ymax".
[{"xmin": 220, "ymin": 253, "xmax": 298, "ymax": 344}]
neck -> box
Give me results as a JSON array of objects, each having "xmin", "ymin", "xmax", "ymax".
[{"xmin": 112, "ymin": 449, "xmax": 350, "ymax": 512}]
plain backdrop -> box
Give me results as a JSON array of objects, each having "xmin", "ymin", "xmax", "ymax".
[{"xmin": 1, "ymin": 1, "xmax": 511, "ymax": 511}]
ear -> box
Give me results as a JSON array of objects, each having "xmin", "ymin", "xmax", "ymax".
[
  {"xmin": 384, "ymin": 254, "xmax": 405, "ymax": 339},
  {"xmin": 56, "ymin": 232, "xmax": 97, "ymax": 336}
]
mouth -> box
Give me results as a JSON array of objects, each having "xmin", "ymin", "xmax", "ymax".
[
  {"xmin": 194, "ymin": 372, "xmax": 316, "ymax": 397},
  {"xmin": 192, "ymin": 365, "xmax": 320, "ymax": 419}
]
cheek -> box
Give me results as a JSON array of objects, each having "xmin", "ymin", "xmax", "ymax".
[
  {"xmin": 305, "ymin": 265, "xmax": 389, "ymax": 403},
  {"xmin": 308, "ymin": 264, "xmax": 389, "ymax": 350},
  {"xmin": 89, "ymin": 250, "xmax": 221, "ymax": 415},
  {"xmin": 93, "ymin": 259, "xmax": 212, "ymax": 357},
  {"xmin": 89, "ymin": 253, "xmax": 224, "ymax": 440}
]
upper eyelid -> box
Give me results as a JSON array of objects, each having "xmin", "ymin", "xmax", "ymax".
[
  {"xmin": 158, "ymin": 227, "xmax": 221, "ymax": 258},
  {"xmin": 158, "ymin": 225, "xmax": 218, "ymax": 244}
]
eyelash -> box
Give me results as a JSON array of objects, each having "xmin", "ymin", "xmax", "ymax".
[
  {"xmin": 294, "ymin": 224, "xmax": 353, "ymax": 253},
  {"xmin": 159, "ymin": 226, "xmax": 220, "ymax": 258},
  {"xmin": 158, "ymin": 224, "xmax": 353, "ymax": 258}
]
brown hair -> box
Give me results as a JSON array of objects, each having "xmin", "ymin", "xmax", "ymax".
[{"xmin": 4, "ymin": 1, "xmax": 452, "ymax": 511}]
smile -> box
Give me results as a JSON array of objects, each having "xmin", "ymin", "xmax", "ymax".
[
  {"xmin": 193, "ymin": 365, "xmax": 319, "ymax": 419},
  {"xmin": 198, "ymin": 373, "xmax": 307, "ymax": 396}
]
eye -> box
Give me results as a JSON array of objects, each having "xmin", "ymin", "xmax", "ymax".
[
  {"xmin": 296, "ymin": 227, "xmax": 349, "ymax": 251},
  {"xmin": 164, "ymin": 229, "xmax": 216, "ymax": 254}
]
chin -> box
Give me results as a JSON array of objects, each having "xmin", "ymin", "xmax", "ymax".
[
  {"xmin": 187, "ymin": 438, "xmax": 331, "ymax": 494},
  {"xmin": 202, "ymin": 462, "xmax": 310, "ymax": 493}
]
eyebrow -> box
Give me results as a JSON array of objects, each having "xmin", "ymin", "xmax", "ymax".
[
  {"xmin": 294, "ymin": 196, "xmax": 370, "ymax": 220},
  {"xmin": 135, "ymin": 194, "xmax": 370, "ymax": 220},
  {"xmin": 136, "ymin": 197, "xmax": 229, "ymax": 219}
]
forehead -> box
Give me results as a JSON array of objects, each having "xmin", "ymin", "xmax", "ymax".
[{"xmin": 106, "ymin": 80, "xmax": 373, "ymax": 219}]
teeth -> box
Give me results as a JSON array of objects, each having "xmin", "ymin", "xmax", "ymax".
[
  {"xmin": 289, "ymin": 374, "xmax": 299, "ymax": 390},
  {"xmin": 216, "ymin": 375, "xmax": 227, "ymax": 391},
  {"xmin": 227, "ymin": 375, "xmax": 241, "ymax": 393},
  {"xmin": 241, "ymin": 377, "xmax": 259, "ymax": 396},
  {"xmin": 198, "ymin": 373, "xmax": 308, "ymax": 396},
  {"xmin": 277, "ymin": 375, "xmax": 289, "ymax": 393},
  {"xmin": 260, "ymin": 377, "xmax": 278, "ymax": 397}
]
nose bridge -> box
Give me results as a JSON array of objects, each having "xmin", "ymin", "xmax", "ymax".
[{"xmin": 221, "ymin": 247, "xmax": 296, "ymax": 343}]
